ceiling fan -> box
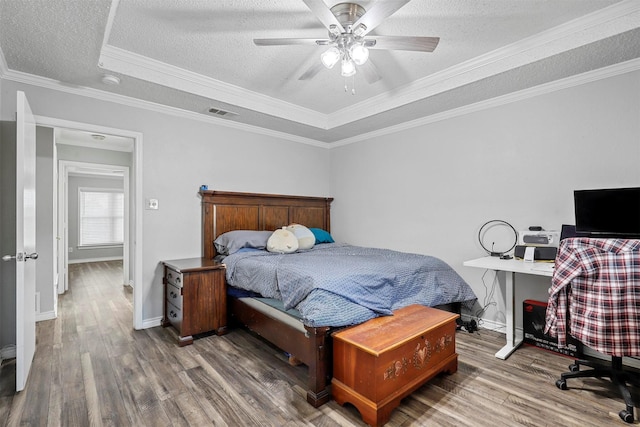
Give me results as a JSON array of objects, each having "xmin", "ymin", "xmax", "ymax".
[{"xmin": 253, "ymin": 0, "xmax": 440, "ymax": 85}]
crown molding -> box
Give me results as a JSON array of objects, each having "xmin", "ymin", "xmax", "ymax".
[
  {"xmin": 98, "ymin": 45, "xmax": 329, "ymax": 130},
  {"xmin": 2, "ymin": 68, "xmax": 327, "ymax": 148},
  {"xmin": 99, "ymin": 0, "xmax": 327, "ymax": 130},
  {"xmin": 3, "ymin": 56, "xmax": 637, "ymax": 150},
  {"xmin": 330, "ymin": 57, "xmax": 640, "ymax": 148},
  {"xmin": 0, "ymin": 45, "xmax": 8, "ymax": 76},
  {"xmin": 327, "ymin": 0, "xmax": 640, "ymax": 129}
]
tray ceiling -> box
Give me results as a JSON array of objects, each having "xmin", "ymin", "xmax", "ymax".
[{"xmin": 1, "ymin": 0, "xmax": 639, "ymax": 145}]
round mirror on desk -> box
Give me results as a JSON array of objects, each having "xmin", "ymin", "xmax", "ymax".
[{"xmin": 478, "ymin": 219, "xmax": 517, "ymax": 258}]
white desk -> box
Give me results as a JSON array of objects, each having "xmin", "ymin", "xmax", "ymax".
[{"xmin": 463, "ymin": 256, "xmax": 554, "ymax": 360}]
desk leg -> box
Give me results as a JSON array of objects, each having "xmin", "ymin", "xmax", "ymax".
[{"xmin": 495, "ymin": 271, "xmax": 523, "ymax": 360}]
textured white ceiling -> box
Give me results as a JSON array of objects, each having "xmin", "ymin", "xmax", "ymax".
[
  {"xmin": 1, "ymin": 0, "xmax": 639, "ymax": 144},
  {"xmin": 56, "ymin": 128, "xmax": 134, "ymax": 153}
]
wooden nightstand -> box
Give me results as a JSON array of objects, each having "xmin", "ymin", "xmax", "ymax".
[{"xmin": 161, "ymin": 257, "xmax": 227, "ymax": 346}]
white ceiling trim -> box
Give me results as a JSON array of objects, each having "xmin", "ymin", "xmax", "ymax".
[
  {"xmin": 330, "ymin": 57, "xmax": 640, "ymax": 148},
  {"xmin": 328, "ymin": 0, "xmax": 640, "ymax": 129},
  {"xmin": 4, "ymin": 56, "xmax": 638, "ymax": 150},
  {"xmin": 68, "ymin": 170, "xmax": 125, "ymax": 179},
  {"xmin": 96, "ymin": 0, "xmax": 640, "ymax": 133},
  {"xmin": 0, "ymin": 45, "xmax": 8, "ymax": 76},
  {"xmin": 98, "ymin": 45, "xmax": 329, "ymax": 130},
  {"xmin": 101, "ymin": 0, "xmax": 119, "ymax": 50},
  {"xmin": 3, "ymin": 67, "xmax": 326, "ymax": 148}
]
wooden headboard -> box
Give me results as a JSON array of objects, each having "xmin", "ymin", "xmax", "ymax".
[{"xmin": 200, "ymin": 190, "xmax": 333, "ymax": 259}]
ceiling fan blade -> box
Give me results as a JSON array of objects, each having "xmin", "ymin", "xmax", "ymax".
[
  {"xmin": 254, "ymin": 38, "xmax": 328, "ymax": 46},
  {"xmin": 299, "ymin": 61, "xmax": 326, "ymax": 80},
  {"xmin": 360, "ymin": 60, "xmax": 381, "ymax": 84},
  {"xmin": 352, "ymin": 0, "xmax": 410, "ymax": 36},
  {"xmin": 302, "ymin": 0, "xmax": 345, "ymax": 33},
  {"xmin": 367, "ymin": 36, "xmax": 440, "ymax": 52}
]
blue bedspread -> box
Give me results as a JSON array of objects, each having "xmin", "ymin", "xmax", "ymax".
[{"xmin": 224, "ymin": 243, "xmax": 477, "ymax": 327}]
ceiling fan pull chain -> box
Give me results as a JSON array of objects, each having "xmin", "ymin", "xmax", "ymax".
[{"xmin": 344, "ymin": 76, "xmax": 357, "ymax": 95}]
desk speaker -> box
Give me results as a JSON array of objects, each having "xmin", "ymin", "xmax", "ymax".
[{"xmin": 514, "ymin": 245, "xmax": 557, "ymax": 261}]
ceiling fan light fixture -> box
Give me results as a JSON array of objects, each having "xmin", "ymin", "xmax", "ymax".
[
  {"xmin": 353, "ymin": 24, "xmax": 367, "ymax": 38},
  {"xmin": 341, "ymin": 58, "xmax": 356, "ymax": 77},
  {"xmin": 349, "ymin": 44, "xmax": 369, "ymax": 65},
  {"xmin": 328, "ymin": 24, "xmax": 340, "ymax": 38},
  {"xmin": 321, "ymin": 47, "xmax": 341, "ymax": 69}
]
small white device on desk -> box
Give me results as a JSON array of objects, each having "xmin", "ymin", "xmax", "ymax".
[{"xmin": 463, "ymin": 256, "xmax": 554, "ymax": 360}]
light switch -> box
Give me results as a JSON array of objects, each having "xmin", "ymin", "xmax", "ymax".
[{"xmin": 147, "ymin": 198, "xmax": 159, "ymax": 210}]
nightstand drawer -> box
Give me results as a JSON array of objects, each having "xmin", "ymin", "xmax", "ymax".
[
  {"xmin": 166, "ymin": 283, "xmax": 182, "ymax": 310},
  {"xmin": 165, "ymin": 268, "xmax": 183, "ymax": 287},
  {"xmin": 166, "ymin": 301, "xmax": 183, "ymax": 331}
]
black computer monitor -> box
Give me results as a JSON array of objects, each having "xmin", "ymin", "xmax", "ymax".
[{"xmin": 574, "ymin": 187, "xmax": 640, "ymax": 239}]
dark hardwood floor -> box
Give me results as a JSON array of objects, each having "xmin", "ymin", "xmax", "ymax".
[{"xmin": 0, "ymin": 260, "xmax": 636, "ymax": 426}]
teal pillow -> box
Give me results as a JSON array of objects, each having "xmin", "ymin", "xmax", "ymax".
[{"xmin": 309, "ymin": 228, "xmax": 334, "ymax": 244}]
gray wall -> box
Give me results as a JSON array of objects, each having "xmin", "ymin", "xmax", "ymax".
[
  {"xmin": 1, "ymin": 68, "xmax": 637, "ymax": 332},
  {"xmin": 329, "ymin": 69, "xmax": 640, "ymax": 329},
  {"xmin": 57, "ymin": 144, "xmax": 132, "ymax": 167},
  {"xmin": 0, "ymin": 80, "xmax": 331, "ymax": 326},
  {"xmin": 67, "ymin": 174, "xmax": 124, "ymax": 263},
  {"xmin": 0, "ymin": 121, "xmax": 17, "ymax": 348},
  {"xmin": 35, "ymin": 126, "xmax": 56, "ymax": 319}
]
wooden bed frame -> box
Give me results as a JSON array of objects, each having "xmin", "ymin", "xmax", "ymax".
[{"xmin": 200, "ymin": 190, "xmax": 335, "ymax": 407}]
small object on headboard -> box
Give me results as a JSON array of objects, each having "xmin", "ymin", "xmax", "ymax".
[{"xmin": 200, "ymin": 184, "xmax": 208, "ymax": 191}]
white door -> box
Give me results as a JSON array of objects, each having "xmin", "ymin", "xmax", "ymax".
[{"xmin": 14, "ymin": 91, "xmax": 37, "ymax": 391}]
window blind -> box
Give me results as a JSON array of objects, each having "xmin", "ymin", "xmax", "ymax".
[{"xmin": 79, "ymin": 189, "xmax": 124, "ymax": 246}]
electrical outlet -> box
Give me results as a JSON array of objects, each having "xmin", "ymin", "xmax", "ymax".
[
  {"xmin": 68, "ymin": 247, "xmax": 73, "ymax": 253},
  {"xmin": 146, "ymin": 198, "xmax": 159, "ymax": 210}
]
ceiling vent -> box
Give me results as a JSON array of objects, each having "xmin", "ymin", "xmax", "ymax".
[{"xmin": 208, "ymin": 107, "xmax": 237, "ymax": 117}]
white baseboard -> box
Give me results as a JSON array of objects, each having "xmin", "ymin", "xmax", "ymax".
[
  {"xmin": 68, "ymin": 256, "xmax": 124, "ymax": 264},
  {"xmin": 142, "ymin": 316, "xmax": 163, "ymax": 329},
  {"xmin": 476, "ymin": 318, "xmax": 507, "ymax": 334},
  {"xmin": 36, "ymin": 310, "xmax": 57, "ymax": 322}
]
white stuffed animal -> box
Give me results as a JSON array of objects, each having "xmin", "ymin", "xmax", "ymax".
[
  {"xmin": 285, "ymin": 224, "xmax": 315, "ymax": 250},
  {"xmin": 267, "ymin": 228, "xmax": 299, "ymax": 254}
]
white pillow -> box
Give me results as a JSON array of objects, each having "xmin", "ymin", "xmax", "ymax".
[
  {"xmin": 267, "ymin": 229, "xmax": 299, "ymax": 254},
  {"xmin": 285, "ymin": 224, "xmax": 315, "ymax": 250}
]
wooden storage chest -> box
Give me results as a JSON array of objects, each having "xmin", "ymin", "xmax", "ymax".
[{"xmin": 332, "ymin": 305, "xmax": 459, "ymax": 426}]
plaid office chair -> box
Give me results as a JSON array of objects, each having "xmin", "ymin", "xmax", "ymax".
[{"xmin": 545, "ymin": 238, "xmax": 640, "ymax": 424}]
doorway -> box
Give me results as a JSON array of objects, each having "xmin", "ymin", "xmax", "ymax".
[
  {"xmin": 58, "ymin": 160, "xmax": 130, "ymax": 293},
  {"xmin": 36, "ymin": 116, "xmax": 143, "ymax": 330}
]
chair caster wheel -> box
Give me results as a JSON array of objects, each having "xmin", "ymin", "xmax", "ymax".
[
  {"xmin": 556, "ymin": 379, "xmax": 568, "ymax": 390},
  {"xmin": 619, "ymin": 409, "xmax": 634, "ymax": 423},
  {"xmin": 569, "ymin": 364, "xmax": 579, "ymax": 372}
]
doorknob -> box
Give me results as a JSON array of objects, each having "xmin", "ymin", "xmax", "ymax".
[{"xmin": 2, "ymin": 252, "xmax": 35, "ymax": 261}]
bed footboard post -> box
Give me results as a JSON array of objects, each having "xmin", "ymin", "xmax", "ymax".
[{"xmin": 305, "ymin": 326, "xmax": 332, "ymax": 407}]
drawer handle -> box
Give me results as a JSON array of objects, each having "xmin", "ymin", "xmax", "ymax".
[
  {"xmin": 176, "ymin": 277, "xmax": 181, "ymax": 283},
  {"xmin": 170, "ymin": 310, "xmax": 177, "ymax": 318},
  {"xmin": 169, "ymin": 291, "xmax": 177, "ymax": 299}
]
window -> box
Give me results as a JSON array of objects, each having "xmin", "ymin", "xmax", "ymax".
[{"xmin": 79, "ymin": 188, "xmax": 124, "ymax": 246}]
